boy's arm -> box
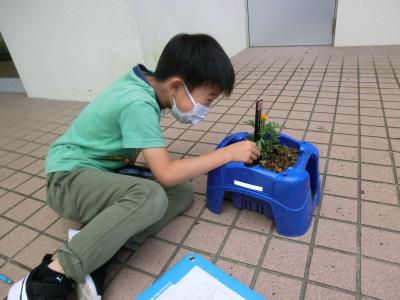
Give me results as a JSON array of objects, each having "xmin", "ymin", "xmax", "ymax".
[{"xmin": 142, "ymin": 140, "xmax": 259, "ymax": 187}]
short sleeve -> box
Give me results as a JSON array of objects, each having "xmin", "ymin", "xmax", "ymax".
[{"xmin": 120, "ymin": 101, "xmax": 165, "ymax": 149}]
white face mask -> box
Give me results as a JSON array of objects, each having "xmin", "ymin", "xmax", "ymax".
[{"xmin": 171, "ymin": 84, "xmax": 210, "ymax": 124}]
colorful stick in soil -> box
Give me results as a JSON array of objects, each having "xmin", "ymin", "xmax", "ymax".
[{"xmin": 254, "ymin": 99, "xmax": 263, "ymax": 142}]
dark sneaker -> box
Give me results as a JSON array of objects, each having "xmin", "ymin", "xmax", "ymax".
[{"xmin": 8, "ymin": 254, "xmax": 74, "ymax": 300}]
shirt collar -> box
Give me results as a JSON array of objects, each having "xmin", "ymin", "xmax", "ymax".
[{"xmin": 132, "ymin": 64, "xmax": 164, "ymax": 112}]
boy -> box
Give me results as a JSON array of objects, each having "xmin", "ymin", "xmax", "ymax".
[{"xmin": 9, "ymin": 33, "xmax": 260, "ymax": 299}]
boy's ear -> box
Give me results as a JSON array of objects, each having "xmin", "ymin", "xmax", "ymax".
[{"xmin": 168, "ymin": 77, "xmax": 184, "ymax": 94}]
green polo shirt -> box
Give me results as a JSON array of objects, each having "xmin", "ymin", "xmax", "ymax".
[{"xmin": 45, "ymin": 65, "xmax": 165, "ymax": 173}]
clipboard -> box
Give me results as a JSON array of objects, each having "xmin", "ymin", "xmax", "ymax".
[{"xmin": 136, "ymin": 252, "xmax": 265, "ymax": 300}]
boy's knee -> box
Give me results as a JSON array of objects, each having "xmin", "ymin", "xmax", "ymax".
[
  {"xmin": 176, "ymin": 181, "xmax": 194, "ymax": 210},
  {"xmin": 143, "ymin": 181, "xmax": 169, "ymax": 221}
]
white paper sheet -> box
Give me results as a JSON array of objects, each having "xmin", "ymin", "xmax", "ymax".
[{"xmin": 155, "ymin": 266, "xmax": 245, "ymax": 300}]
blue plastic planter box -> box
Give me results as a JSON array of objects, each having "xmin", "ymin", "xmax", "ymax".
[{"xmin": 206, "ymin": 132, "xmax": 321, "ymax": 237}]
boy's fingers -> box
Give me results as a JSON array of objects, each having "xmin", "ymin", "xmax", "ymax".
[{"xmin": 252, "ymin": 148, "xmax": 260, "ymax": 157}]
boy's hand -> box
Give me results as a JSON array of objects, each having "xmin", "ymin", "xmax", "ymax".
[{"xmin": 224, "ymin": 140, "xmax": 260, "ymax": 164}]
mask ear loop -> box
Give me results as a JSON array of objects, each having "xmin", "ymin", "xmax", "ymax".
[
  {"xmin": 183, "ymin": 83, "xmax": 196, "ymax": 106},
  {"xmin": 183, "ymin": 83, "xmax": 210, "ymax": 110}
]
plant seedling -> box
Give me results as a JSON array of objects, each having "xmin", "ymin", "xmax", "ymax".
[{"xmin": 243, "ymin": 100, "xmax": 298, "ymax": 172}]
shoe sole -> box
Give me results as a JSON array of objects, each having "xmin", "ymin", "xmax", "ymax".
[
  {"xmin": 76, "ymin": 275, "xmax": 101, "ymax": 300},
  {"xmin": 7, "ymin": 277, "xmax": 28, "ymax": 300}
]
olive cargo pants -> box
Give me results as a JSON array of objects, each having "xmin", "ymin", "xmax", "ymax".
[{"xmin": 46, "ymin": 168, "xmax": 194, "ymax": 283}]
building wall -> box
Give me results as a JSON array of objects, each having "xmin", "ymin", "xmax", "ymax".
[
  {"xmin": 0, "ymin": 0, "xmax": 248, "ymax": 101},
  {"xmin": 335, "ymin": 0, "xmax": 400, "ymax": 46}
]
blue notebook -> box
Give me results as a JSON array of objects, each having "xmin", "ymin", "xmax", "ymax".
[{"xmin": 136, "ymin": 252, "xmax": 265, "ymax": 300}]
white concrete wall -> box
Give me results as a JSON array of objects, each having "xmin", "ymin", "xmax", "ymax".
[
  {"xmin": 335, "ymin": 0, "xmax": 400, "ymax": 46},
  {"xmin": 0, "ymin": 0, "xmax": 248, "ymax": 101}
]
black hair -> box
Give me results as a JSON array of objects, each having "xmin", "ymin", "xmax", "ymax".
[{"xmin": 154, "ymin": 33, "xmax": 235, "ymax": 95}]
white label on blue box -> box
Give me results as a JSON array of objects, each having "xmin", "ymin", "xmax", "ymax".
[
  {"xmin": 155, "ymin": 265, "xmax": 245, "ymax": 300},
  {"xmin": 234, "ymin": 180, "xmax": 263, "ymax": 192}
]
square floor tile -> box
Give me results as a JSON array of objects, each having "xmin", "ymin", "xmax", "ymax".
[
  {"xmin": 162, "ymin": 128, "xmax": 184, "ymax": 139},
  {"xmin": 361, "ymin": 257, "xmax": 400, "ymax": 299},
  {"xmin": 199, "ymin": 132, "xmax": 226, "ymax": 144},
  {"xmin": 324, "ymin": 176, "xmax": 358, "ymax": 198},
  {"xmin": 215, "ymin": 259, "xmax": 255, "ymax": 287},
  {"xmin": 0, "ymin": 172, "xmax": 31, "ymax": 190},
  {"xmin": 283, "ymin": 129, "xmax": 304, "ymax": 140},
  {"xmin": 332, "ymin": 134, "xmax": 358, "ymax": 147},
  {"xmin": 315, "ymin": 219, "xmax": 357, "ymax": 253},
  {"xmin": 361, "ymin": 181, "xmax": 398, "ymax": 204},
  {"xmin": 184, "ymin": 221, "xmax": 228, "ymax": 254},
  {"xmin": 254, "ymin": 271, "xmax": 302, "ymax": 300},
  {"xmin": 191, "ymin": 174, "xmax": 207, "ymax": 194},
  {"xmin": 262, "ymin": 238, "xmax": 309, "ymax": 277},
  {"xmin": 305, "ymin": 131, "xmax": 331, "ymax": 144},
  {"xmin": 0, "ymin": 191, "xmax": 25, "ymax": 214},
  {"xmin": 6, "ymin": 156, "xmax": 37, "ymax": 170},
  {"xmin": 361, "ymin": 136, "xmax": 389, "ymax": 150},
  {"xmin": 361, "ymin": 125, "xmax": 387, "ymax": 137},
  {"xmin": 361, "ymin": 226, "xmax": 400, "ymax": 264},
  {"xmin": 361, "ymin": 201, "xmax": 400, "ymax": 231},
  {"xmin": 329, "ymin": 145, "xmax": 358, "ymax": 161},
  {"xmin": 235, "ymin": 210, "xmax": 273, "ymax": 234},
  {"xmin": 23, "ymin": 159, "xmax": 45, "ymax": 175},
  {"xmin": 334, "ymin": 123, "xmax": 358, "ymax": 135},
  {"xmin": 361, "ymin": 163, "xmax": 394, "ymax": 183},
  {"xmin": 45, "ymin": 218, "xmax": 81, "ymax": 241},
  {"xmin": 327, "ymin": 159, "xmax": 358, "ymax": 178},
  {"xmin": 273, "ymin": 217, "xmax": 315, "ymax": 243},
  {"xmin": 4, "ymin": 198, "xmax": 43, "ymax": 222},
  {"xmin": 103, "ymin": 267, "xmax": 154, "ymax": 299},
  {"xmin": 320, "ymin": 195, "xmax": 357, "ymax": 223},
  {"xmin": 305, "ymin": 283, "xmax": 355, "ymax": 299},
  {"xmin": 15, "ymin": 235, "xmax": 61, "ymax": 268},
  {"xmin": 312, "ymin": 112, "xmax": 334, "ymax": 122},
  {"xmin": 184, "ymin": 193, "xmax": 205, "ymax": 217},
  {"xmin": 0, "ymin": 217, "xmax": 17, "ymax": 237},
  {"xmin": 167, "ymin": 140, "xmax": 194, "ymax": 154},
  {"xmin": 314, "ymin": 143, "xmax": 328, "ymax": 158},
  {"xmin": 188, "ymin": 143, "xmax": 216, "ymax": 156},
  {"xmin": 309, "ymin": 248, "xmax": 356, "ymax": 291},
  {"xmin": 200, "ymin": 201, "xmax": 237, "ymax": 225},
  {"xmin": 0, "ymin": 167, "xmax": 14, "ymax": 182},
  {"xmin": 284, "ymin": 119, "xmax": 308, "ymax": 130},
  {"xmin": 190, "ymin": 121, "xmax": 214, "ymax": 131},
  {"xmin": 127, "ymin": 238, "xmax": 176, "ymax": 275},
  {"xmin": 179, "ymin": 130, "xmax": 205, "ymax": 142},
  {"xmin": 221, "ymin": 228, "xmax": 267, "ymax": 265},
  {"xmin": 335, "ymin": 114, "xmax": 358, "ymax": 125},
  {"xmin": 361, "ymin": 148, "xmax": 391, "ymax": 165},
  {"xmin": 25, "ymin": 205, "xmax": 59, "ymax": 231},
  {"xmin": 31, "ymin": 186, "xmax": 46, "ymax": 201},
  {"xmin": 0, "ymin": 226, "xmax": 39, "ymax": 257},
  {"xmin": 156, "ymin": 215, "xmax": 194, "ymax": 243},
  {"xmin": 218, "ymin": 114, "xmax": 243, "ymax": 124}
]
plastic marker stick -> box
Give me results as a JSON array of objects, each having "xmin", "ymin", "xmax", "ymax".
[
  {"xmin": 0, "ymin": 274, "xmax": 13, "ymax": 284},
  {"xmin": 254, "ymin": 99, "xmax": 263, "ymax": 142}
]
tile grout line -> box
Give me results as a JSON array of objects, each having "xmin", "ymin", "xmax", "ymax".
[
  {"xmin": 299, "ymin": 51, "xmax": 344, "ymax": 299},
  {"xmin": 356, "ymin": 48, "xmax": 363, "ymax": 300},
  {"xmin": 385, "ymin": 54, "xmax": 400, "ymax": 205},
  {"xmin": 247, "ymin": 52, "xmax": 322, "ymax": 291}
]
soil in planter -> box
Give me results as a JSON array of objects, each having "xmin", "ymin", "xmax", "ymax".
[{"xmin": 248, "ymin": 144, "xmax": 299, "ymax": 173}]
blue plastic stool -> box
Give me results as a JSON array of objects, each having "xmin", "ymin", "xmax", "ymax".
[{"xmin": 206, "ymin": 132, "xmax": 321, "ymax": 237}]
